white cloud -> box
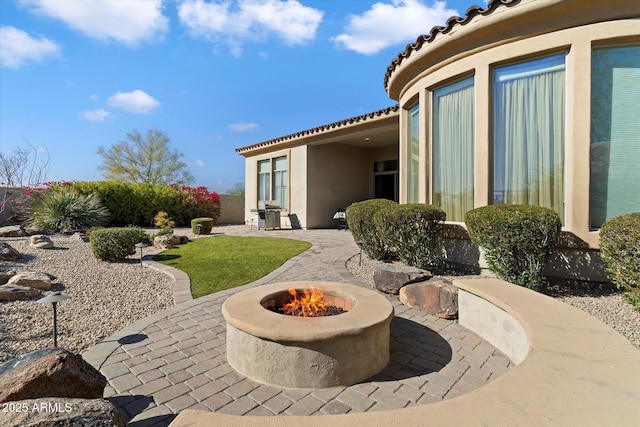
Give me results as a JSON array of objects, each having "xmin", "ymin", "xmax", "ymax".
[
  {"xmin": 228, "ymin": 122, "xmax": 259, "ymax": 132},
  {"xmin": 178, "ymin": 0, "xmax": 323, "ymax": 55},
  {"xmin": 82, "ymin": 109, "xmax": 112, "ymax": 122},
  {"xmin": 20, "ymin": 0, "xmax": 168, "ymax": 46},
  {"xmin": 0, "ymin": 26, "xmax": 61, "ymax": 68},
  {"xmin": 107, "ymin": 90, "xmax": 160, "ymax": 114},
  {"xmin": 195, "ymin": 160, "xmax": 206, "ymax": 167},
  {"xmin": 333, "ymin": 0, "xmax": 458, "ymax": 55}
]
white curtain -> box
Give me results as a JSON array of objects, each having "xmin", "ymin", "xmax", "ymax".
[
  {"xmin": 272, "ymin": 156, "xmax": 287, "ymax": 209},
  {"xmin": 433, "ymin": 77, "xmax": 474, "ymax": 221},
  {"xmin": 493, "ymin": 55, "xmax": 565, "ymax": 222},
  {"xmin": 258, "ymin": 160, "xmax": 270, "ymax": 202},
  {"xmin": 408, "ymin": 104, "xmax": 420, "ymax": 203}
]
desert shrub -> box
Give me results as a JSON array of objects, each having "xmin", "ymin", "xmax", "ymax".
[
  {"xmin": 465, "ymin": 205, "xmax": 561, "ymax": 290},
  {"xmin": 599, "ymin": 212, "xmax": 640, "ymax": 293},
  {"xmin": 154, "ymin": 211, "xmax": 175, "ymax": 231},
  {"xmin": 171, "ymin": 185, "xmax": 221, "ymax": 226},
  {"xmin": 346, "ymin": 199, "xmax": 397, "ymax": 260},
  {"xmin": 27, "ymin": 188, "xmax": 110, "ymax": 233},
  {"xmin": 374, "ymin": 204, "xmax": 446, "ymax": 269},
  {"xmin": 191, "ymin": 217, "xmax": 214, "ymax": 234},
  {"xmin": 90, "ymin": 227, "xmax": 145, "ymax": 261}
]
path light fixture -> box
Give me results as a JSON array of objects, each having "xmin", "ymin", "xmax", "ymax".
[
  {"xmin": 357, "ymin": 240, "xmax": 364, "ymax": 265},
  {"xmin": 37, "ymin": 291, "xmax": 71, "ymax": 348},
  {"xmin": 135, "ymin": 242, "xmax": 148, "ymax": 267},
  {"xmin": 196, "ymin": 223, "xmax": 203, "ymax": 235}
]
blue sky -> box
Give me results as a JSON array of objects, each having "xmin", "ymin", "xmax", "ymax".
[{"xmin": 1, "ymin": 0, "xmax": 478, "ymax": 192}]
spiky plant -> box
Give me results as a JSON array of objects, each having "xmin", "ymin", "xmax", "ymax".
[{"xmin": 28, "ymin": 188, "xmax": 110, "ymax": 233}]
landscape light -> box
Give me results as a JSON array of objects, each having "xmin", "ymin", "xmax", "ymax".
[
  {"xmin": 135, "ymin": 242, "xmax": 148, "ymax": 267},
  {"xmin": 37, "ymin": 291, "xmax": 71, "ymax": 348}
]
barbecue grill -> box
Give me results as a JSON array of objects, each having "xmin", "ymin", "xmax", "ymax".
[{"xmin": 257, "ymin": 200, "xmax": 282, "ymax": 230}]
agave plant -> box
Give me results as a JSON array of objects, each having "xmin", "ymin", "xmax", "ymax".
[{"xmin": 28, "ymin": 188, "xmax": 110, "ymax": 233}]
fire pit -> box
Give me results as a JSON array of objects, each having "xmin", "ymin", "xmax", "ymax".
[{"xmin": 222, "ymin": 281, "xmax": 394, "ymax": 389}]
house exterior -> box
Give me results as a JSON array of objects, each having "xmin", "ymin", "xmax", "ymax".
[{"xmin": 236, "ymin": 0, "xmax": 640, "ymax": 282}]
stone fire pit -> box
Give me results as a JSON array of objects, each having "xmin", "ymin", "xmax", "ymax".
[{"xmin": 222, "ymin": 281, "xmax": 394, "ymax": 389}]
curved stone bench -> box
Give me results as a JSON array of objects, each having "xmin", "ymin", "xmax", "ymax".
[{"xmin": 169, "ymin": 278, "xmax": 640, "ymax": 426}]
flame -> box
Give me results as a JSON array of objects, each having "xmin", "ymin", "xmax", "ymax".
[{"xmin": 282, "ymin": 286, "xmax": 328, "ymax": 317}]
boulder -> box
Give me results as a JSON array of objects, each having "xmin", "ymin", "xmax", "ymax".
[
  {"xmin": 0, "ymin": 285, "xmax": 42, "ymax": 301},
  {"xmin": 0, "ymin": 270, "xmax": 17, "ymax": 285},
  {"xmin": 70, "ymin": 232, "xmax": 90, "ymax": 242},
  {"xmin": 0, "ymin": 348, "xmax": 107, "ymax": 403},
  {"xmin": 30, "ymin": 235, "xmax": 54, "ymax": 249},
  {"xmin": 153, "ymin": 235, "xmax": 174, "ymax": 250},
  {"xmin": 23, "ymin": 226, "xmax": 48, "ymax": 236},
  {"xmin": 2, "ymin": 398, "xmax": 127, "ymax": 427},
  {"xmin": 0, "ymin": 243, "xmax": 22, "ymax": 261},
  {"xmin": 167, "ymin": 234, "xmax": 182, "ymax": 245},
  {"xmin": 373, "ymin": 263, "xmax": 432, "ymax": 294},
  {"xmin": 7, "ymin": 272, "xmax": 52, "ymax": 290},
  {"xmin": 0, "ymin": 225, "xmax": 26, "ymax": 237},
  {"xmin": 399, "ymin": 278, "xmax": 459, "ymax": 319}
]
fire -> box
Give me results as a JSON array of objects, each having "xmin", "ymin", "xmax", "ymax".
[{"xmin": 282, "ymin": 286, "xmax": 328, "ymax": 317}]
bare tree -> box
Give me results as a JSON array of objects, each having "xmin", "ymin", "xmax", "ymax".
[
  {"xmin": 0, "ymin": 141, "xmax": 50, "ymax": 224},
  {"xmin": 97, "ymin": 129, "xmax": 194, "ymax": 186}
]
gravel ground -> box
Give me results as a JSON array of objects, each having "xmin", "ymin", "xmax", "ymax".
[
  {"xmin": 0, "ymin": 234, "xmax": 174, "ymax": 364},
  {"xmin": 347, "ymin": 253, "xmax": 640, "ymax": 348}
]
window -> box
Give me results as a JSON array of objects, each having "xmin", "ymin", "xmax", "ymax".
[
  {"xmin": 590, "ymin": 45, "xmax": 640, "ymax": 229},
  {"xmin": 272, "ymin": 156, "xmax": 287, "ymax": 210},
  {"xmin": 407, "ymin": 104, "xmax": 420, "ymax": 203},
  {"xmin": 257, "ymin": 156, "xmax": 287, "ymax": 209},
  {"xmin": 374, "ymin": 160, "xmax": 399, "ymax": 202},
  {"xmin": 492, "ymin": 54, "xmax": 566, "ymax": 222},
  {"xmin": 433, "ymin": 76, "xmax": 474, "ymax": 221}
]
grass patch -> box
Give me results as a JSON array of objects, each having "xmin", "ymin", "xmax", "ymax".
[{"xmin": 154, "ymin": 235, "xmax": 311, "ymax": 298}]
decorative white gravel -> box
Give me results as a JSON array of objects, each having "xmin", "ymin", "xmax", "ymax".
[
  {"xmin": 347, "ymin": 253, "xmax": 640, "ymax": 348},
  {"xmin": 0, "ymin": 235, "xmax": 174, "ymax": 364}
]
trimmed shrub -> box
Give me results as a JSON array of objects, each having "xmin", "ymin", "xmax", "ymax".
[
  {"xmin": 154, "ymin": 211, "xmax": 175, "ymax": 231},
  {"xmin": 346, "ymin": 199, "xmax": 398, "ymax": 260},
  {"xmin": 90, "ymin": 227, "xmax": 146, "ymax": 262},
  {"xmin": 374, "ymin": 204, "xmax": 446, "ymax": 269},
  {"xmin": 465, "ymin": 205, "xmax": 561, "ymax": 290},
  {"xmin": 191, "ymin": 217, "xmax": 214, "ymax": 234},
  {"xmin": 27, "ymin": 188, "xmax": 110, "ymax": 233},
  {"xmin": 599, "ymin": 212, "xmax": 640, "ymax": 292}
]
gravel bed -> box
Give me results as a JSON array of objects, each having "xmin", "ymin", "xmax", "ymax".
[
  {"xmin": 0, "ymin": 235, "xmax": 174, "ymax": 364},
  {"xmin": 347, "ymin": 253, "xmax": 640, "ymax": 348}
]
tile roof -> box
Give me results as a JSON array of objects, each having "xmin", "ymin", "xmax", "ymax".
[
  {"xmin": 235, "ymin": 104, "xmax": 399, "ymax": 154},
  {"xmin": 384, "ymin": 0, "xmax": 520, "ymax": 91}
]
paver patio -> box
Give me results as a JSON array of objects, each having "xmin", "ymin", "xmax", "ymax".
[{"xmin": 83, "ymin": 226, "xmax": 512, "ymax": 427}]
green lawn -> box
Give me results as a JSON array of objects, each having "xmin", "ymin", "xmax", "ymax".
[{"xmin": 154, "ymin": 235, "xmax": 312, "ymax": 298}]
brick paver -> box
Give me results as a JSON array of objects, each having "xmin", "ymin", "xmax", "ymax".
[{"xmin": 84, "ymin": 225, "xmax": 513, "ymax": 426}]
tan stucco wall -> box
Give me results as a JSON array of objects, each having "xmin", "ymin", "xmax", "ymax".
[
  {"xmin": 307, "ymin": 143, "xmax": 370, "ymax": 228},
  {"xmin": 392, "ymin": 0, "xmax": 640, "ymax": 248},
  {"xmin": 217, "ymin": 194, "xmax": 244, "ymax": 225}
]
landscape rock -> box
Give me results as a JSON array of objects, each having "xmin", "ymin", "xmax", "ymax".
[
  {"xmin": 153, "ymin": 235, "xmax": 174, "ymax": 250},
  {"xmin": 373, "ymin": 263, "xmax": 432, "ymax": 294},
  {"xmin": 24, "ymin": 226, "xmax": 48, "ymax": 236},
  {"xmin": 0, "ymin": 285, "xmax": 42, "ymax": 301},
  {"xmin": 2, "ymin": 398, "xmax": 127, "ymax": 427},
  {"xmin": 70, "ymin": 232, "xmax": 90, "ymax": 242},
  {"xmin": 7, "ymin": 272, "xmax": 52, "ymax": 290},
  {"xmin": 399, "ymin": 278, "xmax": 459, "ymax": 319},
  {"xmin": 30, "ymin": 235, "xmax": 54, "ymax": 249},
  {"xmin": 0, "ymin": 225, "xmax": 26, "ymax": 237},
  {"xmin": 0, "ymin": 243, "xmax": 22, "ymax": 261},
  {"xmin": 0, "ymin": 348, "xmax": 107, "ymax": 403},
  {"xmin": 167, "ymin": 235, "xmax": 182, "ymax": 246},
  {"xmin": 0, "ymin": 270, "xmax": 17, "ymax": 285}
]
